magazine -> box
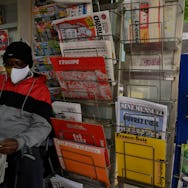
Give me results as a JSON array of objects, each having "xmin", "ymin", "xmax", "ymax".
[
  {"xmin": 33, "ymin": 56, "xmax": 61, "ymax": 100},
  {"xmin": 59, "ymin": 40, "xmax": 115, "ymax": 83},
  {"xmin": 52, "ymin": 101, "xmax": 82, "ymax": 122},
  {"xmin": 123, "ymin": 0, "xmax": 163, "ymax": 43},
  {"xmin": 55, "ymin": 2, "xmax": 93, "ymax": 18},
  {"xmin": 33, "ymin": 3, "xmax": 57, "ymax": 19},
  {"xmin": 0, "ymin": 30, "xmax": 9, "ymax": 51},
  {"xmin": 115, "ymin": 132, "xmax": 166, "ymax": 187},
  {"xmin": 50, "ymin": 117, "xmax": 110, "ymax": 166},
  {"xmin": 163, "ymin": 3, "xmax": 177, "ymax": 39},
  {"xmin": 48, "ymin": 87, "xmax": 62, "ymax": 101},
  {"xmin": 33, "ymin": 3, "xmax": 92, "ymax": 42},
  {"xmin": 33, "ymin": 56, "xmax": 57, "ymax": 80},
  {"xmin": 50, "ymin": 56, "xmax": 112, "ymax": 100},
  {"xmin": 34, "ymin": 41, "xmax": 61, "ymax": 56},
  {"xmin": 53, "ymin": 138, "xmax": 110, "ymax": 188},
  {"xmin": 32, "ymin": 4, "xmax": 59, "ymax": 42},
  {"xmin": 116, "ymin": 96, "xmax": 168, "ymax": 140}
]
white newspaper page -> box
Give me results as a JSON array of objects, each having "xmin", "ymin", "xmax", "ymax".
[
  {"xmin": 60, "ymin": 40, "xmax": 115, "ymax": 83},
  {"xmin": 52, "ymin": 101, "xmax": 82, "ymax": 122},
  {"xmin": 116, "ymin": 96, "xmax": 168, "ymax": 140}
]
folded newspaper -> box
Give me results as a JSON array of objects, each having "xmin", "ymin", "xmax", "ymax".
[
  {"xmin": 50, "ymin": 174, "xmax": 83, "ymax": 188},
  {"xmin": 0, "ymin": 154, "xmax": 7, "ymax": 184},
  {"xmin": 52, "ymin": 101, "xmax": 82, "ymax": 122}
]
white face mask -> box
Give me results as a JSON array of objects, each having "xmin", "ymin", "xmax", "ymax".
[{"xmin": 11, "ymin": 65, "xmax": 30, "ymax": 84}]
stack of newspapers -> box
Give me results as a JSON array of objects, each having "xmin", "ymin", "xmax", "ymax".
[{"xmin": 0, "ymin": 154, "xmax": 7, "ymax": 183}]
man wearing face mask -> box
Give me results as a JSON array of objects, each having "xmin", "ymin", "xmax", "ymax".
[{"xmin": 0, "ymin": 41, "xmax": 52, "ymax": 188}]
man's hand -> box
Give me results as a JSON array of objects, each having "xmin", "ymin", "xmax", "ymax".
[{"xmin": 0, "ymin": 138, "xmax": 18, "ymax": 155}]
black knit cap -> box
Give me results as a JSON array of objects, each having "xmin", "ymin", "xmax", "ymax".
[{"xmin": 3, "ymin": 41, "xmax": 33, "ymax": 68}]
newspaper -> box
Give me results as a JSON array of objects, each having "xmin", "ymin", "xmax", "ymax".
[
  {"xmin": 53, "ymin": 0, "xmax": 92, "ymax": 4},
  {"xmin": 115, "ymin": 132, "xmax": 166, "ymax": 187},
  {"xmin": 50, "ymin": 117, "xmax": 110, "ymax": 166},
  {"xmin": 164, "ymin": 3, "xmax": 177, "ymax": 39},
  {"xmin": 53, "ymin": 138, "xmax": 110, "ymax": 187},
  {"xmin": 116, "ymin": 96, "xmax": 168, "ymax": 140},
  {"xmin": 50, "ymin": 56, "xmax": 112, "ymax": 101},
  {"xmin": 50, "ymin": 174, "xmax": 83, "ymax": 188},
  {"xmin": 52, "ymin": 10, "xmax": 116, "ymax": 63},
  {"xmin": 52, "ymin": 10, "xmax": 114, "ymax": 42},
  {"xmin": 123, "ymin": 0, "xmax": 163, "ymax": 43},
  {"xmin": 0, "ymin": 154, "xmax": 7, "ymax": 184},
  {"xmin": 52, "ymin": 101, "xmax": 82, "ymax": 122},
  {"xmin": 59, "ymin": 40, "xmax": 115, "ymax": 83},
  {"xmin": 0, "ymin": 30, "xmax": 9, "ymax": 51}
]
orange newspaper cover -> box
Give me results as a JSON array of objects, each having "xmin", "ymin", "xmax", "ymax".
[
  {"xmin": 115, "ymin": 132, "xmax": 166, "ymax": 187},
  {"xmin": 51, "ymin": 117, "xmax": 110, "ymax": 166},
  {"xmin": 50, "ymin": 56, "xmax": 112, "ymax": 100},
  {"xmin": 54, "ymin": 138, "xmax": 110, "ymax": 187}
]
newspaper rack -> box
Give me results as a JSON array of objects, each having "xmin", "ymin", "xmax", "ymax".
[
  {"xmin": 29, "ymin": 0, "xmax": 185, "ymax": 188},
  {"xmin": 116, "ymin": 0, "xmax": 184, "ymax": 188},
  {"xmin": 59, "ymin": 77, "xmax": 113, "ymax": 102},
  {"xmin": 49, "ymin": 53, "xmax": 117, "ymax": 187}
]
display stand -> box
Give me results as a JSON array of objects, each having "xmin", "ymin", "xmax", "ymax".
[
  {"xmin": 31, "ymin": 0, "xmax": 185, "ymax": 187},
  {"xmin": 116, "ymin": 0, "xmax": 184, "ymax": 188},
  {"xmin": 31, "ymin": 1, "xmax": 122, "ymax": 188}
]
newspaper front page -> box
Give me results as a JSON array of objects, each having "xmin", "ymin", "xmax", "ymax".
[{"xmin": 116, "ymin": 96, "xmax": 168, "ymax": 140}]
